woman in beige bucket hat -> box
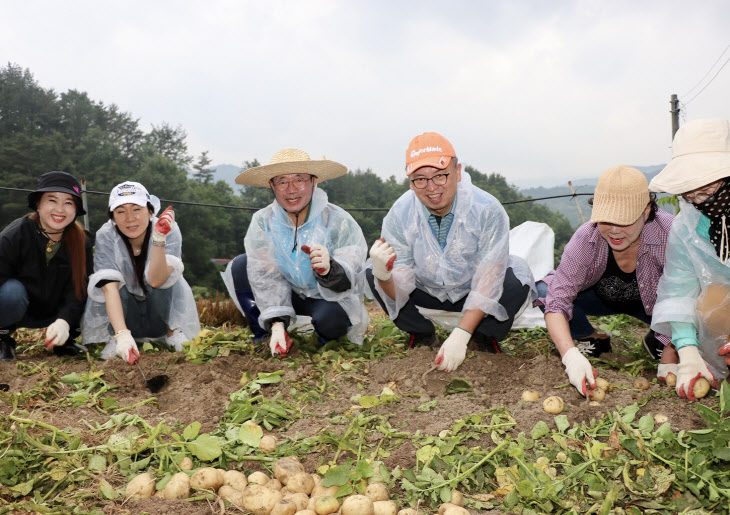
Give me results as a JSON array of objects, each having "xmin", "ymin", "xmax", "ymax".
[
  {"xmin": 649, "ymin": 118, "xmax": 730, "ymax": 400},
  {"xmin": 536, "ymin": 165, "xmax": 675, "ymax": 398}
]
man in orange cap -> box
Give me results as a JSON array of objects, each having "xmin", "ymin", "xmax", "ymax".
[{"xmin": 367, "ymin": 132, "xmax": 535, "ymax": 372}]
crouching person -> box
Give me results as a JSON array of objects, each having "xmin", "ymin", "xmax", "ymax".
[
  {"xmin": 224, "ymin": 148, "xmax": 369, "ymax": 357},
  {"xmin": 82, "ymin": 182, "xmax": 200, "ymax": 364}
]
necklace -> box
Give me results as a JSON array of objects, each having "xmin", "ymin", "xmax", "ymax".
[
  {"xmin": 40, "ymin": 228, "xmax": 64, "ymax": 253},
  {"xmin": 133, "ymin": 247, "xmax": 142, "ymax": 256}
]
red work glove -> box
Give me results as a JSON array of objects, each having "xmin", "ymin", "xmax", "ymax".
[
  {"xmin": 153, "ymin": 206, "xmax": 176, "ymax": 243},
  {"xmin": 719, "ymin": 339, "xmax": 730, "ymax": 367},
  {"xmin": 301, "ymin": 244, "xmax": 330, "ymax": 275}
]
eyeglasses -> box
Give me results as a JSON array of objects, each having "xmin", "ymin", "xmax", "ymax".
[
  {"xmin": 410, "ymin": 172, "xmax": 451, "ymax": 189},
  {"xmin": 270, "ymin": 175, "xmax": 313, "ymax": 192},
  {"xmin": 681, "ymin": 179, "xmax": 723, "ymax": 204}
]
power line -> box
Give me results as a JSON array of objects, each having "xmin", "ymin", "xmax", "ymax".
[
  {"xmin": 680, "ymin": 42, "xmax": 730, "ymax": 98},
  {"xmin": 684, "ymin": 53, "xmax": 730, "ymax": 106}
]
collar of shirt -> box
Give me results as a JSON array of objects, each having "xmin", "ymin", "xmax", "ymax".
[{"xmin": 421, "ymin": 194, "xmax": 457, "ymax": 248}]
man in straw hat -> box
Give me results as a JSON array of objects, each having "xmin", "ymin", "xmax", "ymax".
[
  {"xmin": 649, "ymin": 118, "xmax": 730, "ymax": 400},
  {"xmin": 223, "ymin": 148, "xmax": 369, "ymax": 357},
  {"xmin": 367, "ymin": 132, "xmax": 535, "ymax": 372}
]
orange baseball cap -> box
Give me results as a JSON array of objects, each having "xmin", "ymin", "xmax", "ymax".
[{"xmin": 405, "ymin": 132, "xmax": 456, "ymax": 175}]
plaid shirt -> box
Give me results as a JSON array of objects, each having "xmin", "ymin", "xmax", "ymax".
[{"xmin": 538, "ymin": 209, "xmax": 674, "ymax": 342}]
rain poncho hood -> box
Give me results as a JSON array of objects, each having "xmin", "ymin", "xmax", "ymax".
[
  {"xmin": 373, "ymin": 171, "xmax": 536, "ymax": 320},
  {"xmin": 652, "ymin": 201, "xmax": 730, "ymax": 380},
  {"xmin": 81, "ymin": 218, "xmax": 200, "ymax": 344},
  {"xmin": 244, "ymin": 187, "xmax": 369, "ymax": 343}
]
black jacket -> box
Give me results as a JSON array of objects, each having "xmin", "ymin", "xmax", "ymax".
[{"xmin": 0, "ymin": 216, "xmax": 94, "ymax": 328}]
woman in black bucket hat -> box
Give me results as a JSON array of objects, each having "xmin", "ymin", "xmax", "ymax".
[{"xmin": 0, "ymin": 171, "xmax": 93, "ymax": 361}]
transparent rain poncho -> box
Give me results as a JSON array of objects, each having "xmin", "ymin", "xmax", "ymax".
[
  {"xmin": 652, "ymin": 201, "xmax": 730, "ymax": 379},
  {"xmin": 81, "ymin": 219, "xmax": 200, "ymax": 345},
  {"xmin": 244, "ymin": 187, "xmax": 370, "ymax": 344},
  {"xmin": 373, "ymin": 171, "xmax": 536, "ymax": 321}
]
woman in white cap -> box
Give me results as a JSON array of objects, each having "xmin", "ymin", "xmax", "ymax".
[
  {"xmin": 537, "ymin": 165, "xmax": 675, "ymax": 397},
  {"xmin": 649, "ymin": 118, "xmax": 730, "ymax": 400},
  {"xmin": 0, "ymin": 171, "xmax": 93, "ymax": 361},
  {"xmin": 82, "ymin": 182, "xmax": 200, "ymax": 364}
]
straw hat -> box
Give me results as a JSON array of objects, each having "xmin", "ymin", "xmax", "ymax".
[
  {"xmin": 235, "ymin": 148, "xmax": 347, "ymax": 187},
  {"xmin": 590, "ymin": 165, "xmax": 650, "ymax": 225},
  {"xmin": 649, "ymin": 119, "xmax": 730, "ymax": 194}
]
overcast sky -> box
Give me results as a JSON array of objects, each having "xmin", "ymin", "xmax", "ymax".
[{"xmin": 2, "ymin": 1, "xmax": 729, "ymax": 187}]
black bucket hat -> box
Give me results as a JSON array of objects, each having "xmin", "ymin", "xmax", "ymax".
[{"xmin": 28, "ymin": 171, "xmax": 86, "ymax": 215}]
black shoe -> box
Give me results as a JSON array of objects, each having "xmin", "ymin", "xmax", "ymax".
[
  {"xmin": 642, "ymin": 330, "xmax": 663, "ymax": 360},
  {"xmin": 575, "ymin": 335, "xmax": 611, "ymax": 357},
  {"xmin": 52, "ymin": 341, "xmax": 82, "ymax": 357},
  {"xmin": 472, "ymin": 333, "xmax": 502, "ymax": 354},
  {"xmin": 0, "ymin": 331, "xmax": 17, "ymax": 362},
  {"xmin": 407, "ymin": 332, "xmax": 439, "ymax": 348}
]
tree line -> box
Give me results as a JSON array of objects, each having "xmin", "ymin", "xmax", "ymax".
[{"xmin": 0, "ymin": 63, "xmax": 574, "ymax": 292}]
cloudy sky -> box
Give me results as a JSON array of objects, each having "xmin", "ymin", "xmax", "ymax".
[{"xmin": 2, "ymin": 1, "xmax": 729, "ymax": 187}]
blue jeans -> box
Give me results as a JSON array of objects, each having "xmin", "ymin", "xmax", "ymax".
[
  {"xmin": 536, "ymin": 280, "xmax": 651, "ymax": 339},
  {"xmin": 0, "ymin": 279, "xmax": 55, "ymax": 329},
  {"xmin": 109, "ymin": 286, "xmax": 173, "ymax": 339}
]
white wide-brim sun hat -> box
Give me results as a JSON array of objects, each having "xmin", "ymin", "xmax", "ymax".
[
  {"xmin": 649, "ymin": 119, "xmax": 730, "ymax": 195},
  {"xmin": 235, "ymin": 148, "xmax": 347, "ymax": 187}
]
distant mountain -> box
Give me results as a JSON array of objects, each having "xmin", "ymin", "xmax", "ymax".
[{"xmin": 212, "ymin": 164, "xmax": 244, "ymax": 190}]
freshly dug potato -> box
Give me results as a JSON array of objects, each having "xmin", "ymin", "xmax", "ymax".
[
  {"xmin": 126, "ymin": 472, "xmax": 156, "ymax": 499},
  {"xmin": 218, "ymin": 485, "xmax": 243, "ymax": 505},
  {"xmin": 591, "ymin": 388, "xmax": 606, "ymax": 401},
  {"xmin": 271, "ymin": 499, "xmax": 299, "ymax": 515},
  {"xmin": 543, "ymin": 396, "xmax": 564, "ymax": 414},
  {"xmin": 154, "ymin": 489, "xmax": 165, "ymax": 499},
  {"xmin": 365, "ymin": 482, "xmax": 389, "ymax": 501},
  {"xmin": 287, "ymin": 472, "xmax": 315, "ymax": 495},
  {"xmin": 595, "ymin": 377, "xmax": 610, "ymax": 391},
  {"xmin": 665, "ymin": 372, "xmax": 677, "ymax": 387},
  {"xmin": 312, "ymin": 484, "xmax": 339, "ymax": 498},
  {"xmin": 283, "ymin": 492, "xmax": 310, "ymax": 511},
  {"xmin": 260, "ymin": 435, "xmax": 277, "ymax": 453},
  {"xmin": 438, "ymin": 503, "xmax": 458, "ymax": 515},
  {"xmin": 449, "ymin": 490, "xmax": 464, "ymax": 507},
  {"xmin": 397, "ymin": 510, "xmax": 417, "ymax": 515},
  {"xmin": 164, "ymin": 472, "xmax": 190, "ymax": 500},
  {"xmin": 274, "ymin": 457, "xmax": 306, "ymax": 485},
  {"xmin": 634, "ymin": 377, "xmax": 650, "ymax": 390},
  {"xmin": 294, "ymin": 511, "xmax": 318, "ymax": 515},
  {"xmin": 373, "ymin": 500, "xmax": 398, "ymax": 515},
  {"xmin": 655, "ymin": 414, "xmax": 669, "ymax": 424},
  {"xmin": 191, "ymin": 467, "xmax": 224, "ymax": 492},
  {"xmin": 179, "ymin": 456, "xmax": 193, "ymax": 470},
  {"xmin": 248, "ymin": 470, "xmax": 270, "ymax": 485},
  {"xmin": 521, "ymin": 390, "xmax": 540, "ymax": 402},
  {"xmin": 241, "ymin": 484, "xmax": 283, "ymax": 515},
  {"xmin": 311, "ymin": 473, "xmax": 323, "ymax": 487},
  {"xmin": 694, "ymin": 377, "xmax": 711, "ymax": 399},
  {"xmin": 341, "ymin": 494, "xmax": 375, "ymax": 515},
  {"xmin": 443, "ymin": 507, "xmax": 470, "ymax": 515},
  {"xmin": 307, "ymin": 496, "xmax": 321, "ymax": 511},
  {"xmin": 314, "ymin": 495, "xmax": 340, "ymax": 515},
  {"xmin": 223, "ymin": 469, "xmax": 248, "ymax": 491},
  {"xmin": 267, "ymin": 478, "xmax": 283, "ymax": 491}
]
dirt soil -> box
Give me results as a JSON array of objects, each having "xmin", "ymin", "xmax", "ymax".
[{"xmin": 0, "ymin": 304, "xmax": 711, "ymax": 514}]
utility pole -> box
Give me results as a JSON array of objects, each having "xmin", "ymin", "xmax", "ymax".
[{"xmin": 670, "ymin": 94, "xmax": 680, "ymax": 140}]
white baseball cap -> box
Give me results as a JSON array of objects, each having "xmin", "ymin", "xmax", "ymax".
[{"xmin": 108, "ymin": 182, "xmax": 160, "ymax": 214}]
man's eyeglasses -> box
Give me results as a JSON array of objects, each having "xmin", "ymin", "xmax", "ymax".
[
  {"xmin": 410, "ymin": 173, "xmax": 450, "ymax": 189},
  {"xmin": 681, "ymin": 179, "xmax": 723, "ymax": 204},
  {"xmin": 270, "ymin": 175, "xmax": 314, "ymax": 192}
]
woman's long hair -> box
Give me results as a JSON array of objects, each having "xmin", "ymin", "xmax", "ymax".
[{"xmin": 110, "ymin": 203, "xmax": 154, "ymax": 294}]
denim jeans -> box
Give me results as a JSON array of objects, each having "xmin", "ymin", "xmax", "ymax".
[
  {"xmin": 0, "ymin": 279, "xmax": 55, "ymax": 329},
  {"xmin": 109, "ymin": 285, "xmax": 173, "ymax": 339}
]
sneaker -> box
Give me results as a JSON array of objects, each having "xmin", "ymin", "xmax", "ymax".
[
  {"xmin": 472, "ymin": 333, "xmax": 502, "ymax": 354},
  {"xmin": 165, "ymin": 329, "xmax": 187, "ymax": 352},
  {"xmin": 642, "ymin": 329, "xmax": 663, "ymax": 360},
  {"xmin": 0, "ymin": 330, "xmax": 16, "ymax": 362},
  {"xmin": 407, "ymin": 332, "xmax": 440, "ymax": 348},
  {"xmin": 575, "ymin": 335, "xmax": 611, "ymax": 357}
]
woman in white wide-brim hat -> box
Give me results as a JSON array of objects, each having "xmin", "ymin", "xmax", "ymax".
[{"xmin": 650, "ymin": 118, "xmax": 730, "ymax": 400}]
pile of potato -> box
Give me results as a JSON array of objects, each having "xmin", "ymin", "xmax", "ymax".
[{"xmin": 124, "ymin": 455, "xmax": 470, "ymax": 515}]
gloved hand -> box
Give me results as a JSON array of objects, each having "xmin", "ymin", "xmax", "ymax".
[
  {"xmin": 434, "ymin": 327, "xmax": 471, "ymax": 372},
  {"xmin": 677, "ymin": 346, "xmax": 716, "ymax": 400},
  {"xmin": 301, "ymin": 244, "xmax": 330, "ymax": 275},
  {"xmin": 719, "ymin": 338, "xmax": 730, "ymax": 366},
  {"xmin": 115, "ymin": 330, "xmax": 140, "ymax": 365},
  {"xmin": 562, "ymin": 346, "xmax": 597, "ymax": 396},
  {"xmin": 153, "ymin": 206, "xmax": 176, "ymax": 243},
  {"xmin": 269, "ymin": 321, "xmax": 293, "ymax": 358},
  {"xmin": 44, "ymin": 318, "xmax": 70, "ymax": 349},
  {"xmin": 370, "ymin": 238, "xmax": 396, "ymax": 281},
  {"xmin": 657, "ymin": 363, "xmax": 678, "ymax": 382}
]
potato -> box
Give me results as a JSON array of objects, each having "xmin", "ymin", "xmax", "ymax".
[
  {"xmin": 521, "ymin": 390, "xmax": 539, "ymax": 401},
  {"xmin": 283, "ymin": 492, "xmax": 310, "ymax": 511},
  {"xmin": 591, "ymin": 388, "xmax": 606, "ymax": 401},
  {"xmin": 595, "ymin": 377, "xmax": 610, "ymax": 391},
  {"xmin": 311, "ymin": 473, "xmax": 323, "ymax": 487},
  {"xmin": 542, "ymin": 396, "xmax": 564, "ymax": 414},
  {"xmin": 218, "ymin": 485, "xmax": 243, "ymax": 505},
  {"xmin": 125, "ymin": 472, "xmax": 155, "ymax": 499},
  {"xmin": 438, "ymin": 503, "xmax": 458, "ymax": 515},
  {"xmin": 694, "ymin": 377, "xmax": 711, "ymax": 399},
  {"xmin": 267, "ymin": 478, "xmax": 284, "ymax": 491},
  {"xmin": 634, "ymin": 377, "xmax": 650, "ymax": 390},
  {"xmin": 295, "ymin": 511, "xmax": 318, "ymax": 515},
  {"xmin": 272, "ymin": 499, "xmax": 299, "ymax": 515},
  {"xmin": 179, "ymin": 456, "xmax": 193, "ymax": 470},
  {"xmin": 397, "ymin": 510, "xmax": 417, "ymax": 515},
  {"xmin": 307, "ymin": 496, "xmax": 321, "ymax": 511},
  {"xmin": 287, "ymin": 472, "xmax": 315, "ymax": 495},
  {"xmin": 260, "ymin": 435, "xmax": 277, "ymax": 453},
  {"xmin": 274, "ymin": 457, "xmax": 306, "ymax": 485},
  {"xmin": 443, "ymin": 507, "xmax": 470, "ymax": 515},
  {"xmin": 655, "ymin": 414, "xmax": 669, "ymax": 424},
  {"xmin": 164, "ymin": 471, "xmax": 190, "ymax": 500},
  {"xmin": 341, "ymin": 495, "xmax": 375, "ymax": 515},
  {"xmin": 315, "ymin": 495, "xmax": 340, "ymax": 515},
  {"xmin": 248, "ymin": 470, "xmax": 270, "ymax": 485},
  {"xmin": 312, "ymin": 484, "xmax": 339, "ymax": 498},
  {"xmin": 191, "ymin": 467, "xmax": 224, "ymax": 492},
  {"xmin": 241, "ymin": 483, "xmax": 283, "ymax": 515},
  {"xmin": 556, "ymin": 451, "xmax": 567, "ymax": 462},
  {"xmin": 224, "ymin": 469, "xmax": 248, "ymax": 491},
  {"xmin": 449, "ymin": 490, "xmax": 464, "ymax": 507},
  {"xmin": 365, "ymin": 482, "xmax": 389, "ymax": 501},
  {"xmin": 373, "ymin": 500, "xmax": 397, "ymax": 515},
  {"xmin": 154, "ymin": 489, "xmax": 165, "ymax": 499},
  {"xmin": 665, "ymin": 372, "xmax": 677, "ymax": 387}
]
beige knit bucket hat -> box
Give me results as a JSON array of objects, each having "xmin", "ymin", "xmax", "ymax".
[
  {"xmin": 235, "ymin": 148, "xmax": 347, "ymax": 187},
  {"xmin": 590, "ymin": 165, "xmax": 650, "ymax": 225}
]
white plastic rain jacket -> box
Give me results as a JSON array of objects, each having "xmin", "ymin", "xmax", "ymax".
[
  {"xmin": 244, "ymin": 188, "xmax": 369, "ymax": 344},
  {"xmin": 374, "ymin": 171, "xmax": 536, "ymax": 321},
  {"xmin": 81, "ymin": 219, "xmax": 200, "ymax": 344},
  {"xmin": 652, "ymin": 202, "xmax": 730, "ymax": 380}
]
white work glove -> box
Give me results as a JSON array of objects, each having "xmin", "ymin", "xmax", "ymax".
[
  {"xmin": 44, "ymin": 318, "xmax": 70, "ymax": 349},
  {"xmin": 115, "ymin": 330, "xmax": 141, "ymax": 365},
  {"xmin": 302, "ymin": 244, "xmax": 330, "ymax": 275},
  {"xmin": 657, "ymin": 363, "xmax": 678, "ymax": 383},
  {"xmin": 434, "ymin": 327, "xmax": 471, "ymax": 372},
  {"xmin": 676, "ymin": 346, "xmax": 716, "ymax": 400},
  {"xmin": 269, "ymin": 321, "xmax": 293, "ymax": 358},
  {"xmin": 562, "ymin": 347, "xmax": 597, "ymax": 397},
  {"xmin": 370, "ymin": 238, "xmax": 396, "ymax": 281},
  {"xmin": 152, "ymin": 206, "xmax": 176, "ymax": 243}
]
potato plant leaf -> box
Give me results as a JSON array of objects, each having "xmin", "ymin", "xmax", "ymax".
[
  {"xmin": 444, "ymin": 378, "xmax": 472, "ymax": 395},
  {"xmin": 238, "ymin": 421, "xmax": 263, "ymax": 447},
  {"xmin": 188, "ymin": 434, "xmax": 222, "ymax": 461}
]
